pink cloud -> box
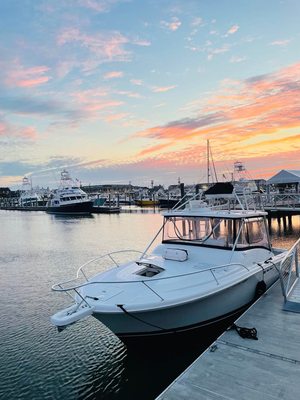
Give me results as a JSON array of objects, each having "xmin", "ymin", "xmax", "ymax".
[
  {"xmin": 115, "ymin": 90, "xmax": 142, "ymax": 98},
  {"xmin": 227, "ymin": 24, "xmax": 239, "ymax": 35},
  {"xmin": 5, "ymin": 64, "xmax": 51, "ymax": 88},
  {"xmin": 132, "ymin": 39, "xmax": 151, "ymax": 46},
  {"xmin": 130, "ymin": 79, "xmax": 143, "ymax": 86},
  {"xmin": 71, "ymin": 88, "xmax": 123, "ymax": 116},
  {"xmin": 105, "ymin": 112, "xmax": 129, "ymax": 122},
  {"xmin": 152, "ymin": 85, "xmax": 177, "ymax": 93},
  {"xmin": 78, "ymin": 0, "xmax": 113, "ymax": 13},
  {"xmin": 161, "ymin": 17, "xmax": 182, "ymax": 31},
  {"xmin": 104, "ymin": 71, "xmax": 124, "ymax": 79},
  {"xmin": 83, "ymin": 100, "xmax": 122, "ymax": 112},
  {"xmin": 20, "ymin": 126, "xmax": 38, "ymax": 139},
  {"xmin": 57, "ymin": 28, "xmax": 131, "ymax": 65},
  {"xmin": 0, "ymin": 122, "xmax": 7, "ymax": 135},
  {"xmin": 0, "ymin": 119, "xmax": 38, "ymax": 140},
  {"xmin": 270, "ymin": 39, "xmax": 291, "ymax": 46}
]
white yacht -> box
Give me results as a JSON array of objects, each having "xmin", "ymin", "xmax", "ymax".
[
  {"xmin": 51, "ymin": 184, "xmax": 288, "ymax": 340},
  {"xmin": 233, "ymin": 161, "xmax": 258, "ymax": 194},
  {"xmin": 46, "ymin": 170, "xmax": 93, "ymax": 215},
  {"xmin": 19, "ymin": 177, "xmax": 45, "ymax": 207}
]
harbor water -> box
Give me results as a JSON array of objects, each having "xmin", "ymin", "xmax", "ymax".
[{"xmin": 0, "ymin": 210, "xmax": 299, "ymax": 400}]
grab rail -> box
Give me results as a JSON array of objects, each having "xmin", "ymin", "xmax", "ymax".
[
  {"xmin": 52, "ymin": 261, "xmax": 251, "ymax": 303},
  {"xmin": 76, "ymin": 250, "xmax": 146, "ymax": 281},
  {"xmin": 277, "ymin": 238, "xmax": 300, "ymax": 301}
]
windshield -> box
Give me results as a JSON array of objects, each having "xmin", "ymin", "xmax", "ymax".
[{"xmin": 162, "ymin": 216, "xmax": 270, "ymax": 249}]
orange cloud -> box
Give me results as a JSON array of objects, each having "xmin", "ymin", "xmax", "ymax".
[
  {"xmin": 137, "ymin": 142, "xmax": 174, "ymax": 156},
  {"xmin": 132, "ymin": 62, "xmax": 300, "ymax": 176}
]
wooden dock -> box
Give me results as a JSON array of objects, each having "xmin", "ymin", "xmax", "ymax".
[{"xmin": 156, "ymin": 280, "xmax": 300, "ymax": 400}]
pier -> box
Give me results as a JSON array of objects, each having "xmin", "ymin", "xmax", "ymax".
[
  {"xmin": 157, "ymin": 241, "xmax": 300, "ymax": 400},
  {"xmin": 0, "ymin": 205, "xmax": 47, "ymax": 211}
]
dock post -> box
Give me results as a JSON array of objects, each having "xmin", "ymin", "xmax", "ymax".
[{"xmin": 283, "ymin": 216, "xmax": 287, "ymax": 230}]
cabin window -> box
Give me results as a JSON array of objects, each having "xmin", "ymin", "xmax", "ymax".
[
  {"xmin": 163, "ymin": 216, "xmax": 269, "ymax": 249},
  {"xmin": 163, "ymin": 217, "xmax": 234, "ymax": 247},
  {"xmin": 233, "ymin": 218, "xmax": 269, "ymax": 249},
  {"xmin": 240, "ymin": 218, "xmax": 268, "ymax": 248}
]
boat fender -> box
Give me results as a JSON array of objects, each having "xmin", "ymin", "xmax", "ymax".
[{"xmin": 254, "ymin": 280, "xmax": 267, "ymax": 299}]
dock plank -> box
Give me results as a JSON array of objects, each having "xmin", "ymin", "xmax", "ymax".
[{"xmin": 157, "ymin": 281, "xmax": 300, "ymax": 400}]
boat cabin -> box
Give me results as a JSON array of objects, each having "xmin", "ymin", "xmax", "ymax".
[{"xmin": 162, "ymin": 212, "xmax": 271, "ymax": 251}]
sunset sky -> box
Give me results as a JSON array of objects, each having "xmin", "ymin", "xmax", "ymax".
[{"xmin": 0, "ymin": 0, "xmax": 299, "ymax": 188}]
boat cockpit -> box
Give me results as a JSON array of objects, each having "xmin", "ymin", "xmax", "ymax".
[{"xmin": 162, "ymin": 215, "xmax": 271, "ymax": 251}]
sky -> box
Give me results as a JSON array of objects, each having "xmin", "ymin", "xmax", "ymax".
[{"xmin": 0, "ymin": 0, "xmax": 299, "ymax": 189}]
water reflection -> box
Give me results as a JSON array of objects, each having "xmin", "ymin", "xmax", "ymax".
[
  {"xmin": 76, "ymin": 322, "xmax": 230, "ymax": 400},
  {"xmin": 268, "ymin": 215, "xmax": 300, "ymax": 249},
  {"xmin": 51, "ymin": 214, "xmax": 95, "ymax": 221}
]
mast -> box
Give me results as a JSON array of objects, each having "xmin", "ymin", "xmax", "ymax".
[{"xmin": 207, "ymin": 139, "xmax": 210, "ymax": 185}]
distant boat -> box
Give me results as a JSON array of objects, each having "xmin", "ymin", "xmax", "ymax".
[
  {"xmin": 158, "ymin": 198, "xmax": 179, "ymax": 208},
  {"xmin": 19, "ymin": 177, "xmax": 46, "ymax": 207},
  {"xmin": 233, "ymin": 161, "xmax": 258, "ymax": 194},
  {"xmin": 46, "ymin": 170, "xmax": 93, "ymax": 215},
  {"xmin": 135, "ymin": 198, "xmax": 159, "ymax": 207}
]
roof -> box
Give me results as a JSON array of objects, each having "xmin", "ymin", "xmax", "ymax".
[{"xmin": 267, "ymin": 170, "xmax": 300, "ymax": 185}]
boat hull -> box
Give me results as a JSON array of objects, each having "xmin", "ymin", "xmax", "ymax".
[
  {"xmin": 135, "ymin": 200, "xmax": 159, "ymax": 207},
  {"xmin": 46, "ymin": 200, "xmax": 94, "ymax": 215},
  {"xmin": 158, "ymin": 199, "xmax": 180, "ymax": 209},
  {"xmin": 91, "ymin": 268, "xmax": 278, "ymax": 340}
]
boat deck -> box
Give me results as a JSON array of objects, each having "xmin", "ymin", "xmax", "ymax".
[{"xmin": 156, "ymin": 280, "xmax": 300, "ymax": 400}]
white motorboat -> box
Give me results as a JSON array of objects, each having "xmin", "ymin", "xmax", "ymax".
[
  {"xmin": 51, "ymin": 184, "xmax": 289, "ymax": 340},
  {"xmin": 46, "ymin": 170, "xmax": 93, "ymax": 215}
]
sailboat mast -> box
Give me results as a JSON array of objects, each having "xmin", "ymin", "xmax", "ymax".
[{"xmin": 207, "ymin": 139, "xmax": 210, "ymax": 185}]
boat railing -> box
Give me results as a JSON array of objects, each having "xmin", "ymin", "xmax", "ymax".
[
  {"xmin": 51, "ymin": 261, "xmax": 251, "ymax": 303},
  {"xmin": 76, "ymin": 250, "xmax": 147, "ymax": 281},
  {"xmin": 276, "ymin": 238, "xmax": 300, "ymax": 301}
]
